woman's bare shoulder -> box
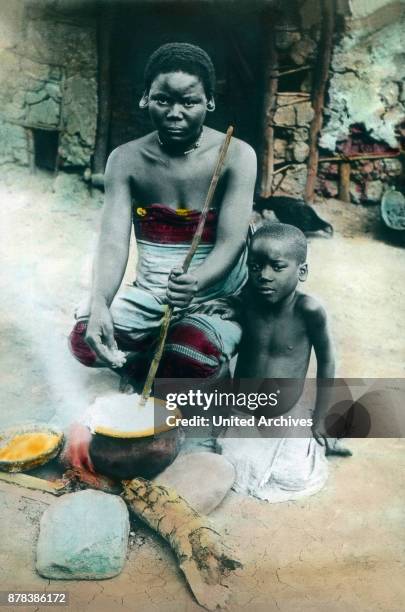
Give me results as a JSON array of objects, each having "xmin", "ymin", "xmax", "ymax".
[
  {"xmin": 203, "ymin": 127, "xmax": 256, "ymax": 164},
  {"xmin": 105, "ymin": 133, "xmax": 157, "ymax": 178}
]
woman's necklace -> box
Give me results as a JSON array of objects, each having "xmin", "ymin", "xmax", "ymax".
[{"xmin": 157, "ymin": 129, "xmax": 203, "ymax": 155}]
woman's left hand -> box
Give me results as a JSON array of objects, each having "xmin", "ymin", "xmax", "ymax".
[{"xmin": 166, "ymin": 267, "xmax": 198, "ymax": 308}]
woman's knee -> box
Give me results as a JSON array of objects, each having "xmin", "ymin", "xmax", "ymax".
[
  {"xmin": 68, "ymin": 321, "xmax": 97, "ymax": 367},
  {"xmin": 159, "ymin": 319, "xmax": 225, "ymax": 378}
]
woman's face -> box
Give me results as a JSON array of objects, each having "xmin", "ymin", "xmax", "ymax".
[{"xmin": 146, "ymin": 71, "xmax": 212, "ymax": 145}]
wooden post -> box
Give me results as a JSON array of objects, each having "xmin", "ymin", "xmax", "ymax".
[
  {"xmin": 259, "ymin": 11, "xmax": 278, "ymax": 198},
  {"xmin": 338, "ymin": 162, "xmax": 351, "ymax": 202},
  {"xmin": 304, "ymin": 0, "xmax": 335, "ymax": 203},
  {"xmin": 93, "ymin": 5, "xmax": 114, "ymax": 174}
]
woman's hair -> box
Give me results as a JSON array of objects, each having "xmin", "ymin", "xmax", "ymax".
[{"xmin": 144, "ymin": 42, "xmax": 216, "ymax": 97}]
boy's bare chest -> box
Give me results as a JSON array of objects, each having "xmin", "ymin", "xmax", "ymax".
[{"xmin": 242, "ymin": 309, "xmax": 309, "ymax": 356}]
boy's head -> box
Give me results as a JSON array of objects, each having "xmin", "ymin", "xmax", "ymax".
[
  {"xmin": 140, "ymin": 43, "xmax": 216, "ymax": 146},
  {"xmin": 248, "ymin": 223, "xmax": 308, "ymax": 304}
]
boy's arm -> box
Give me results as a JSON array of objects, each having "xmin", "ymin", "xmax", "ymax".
[
  {"xmin": 194, "ymin": 292, "xmax": 245, "ymax": 322},
  {"xmin": 85, "ymin": 146, "xmax": 133, "ymax": 365},
  {"xmin": 166, "ymin": 140, "xmax": 256, "ymax": 307},
  {"xmin": 304, "ymin": 298, "xmax": 336, "ymax": 441}
]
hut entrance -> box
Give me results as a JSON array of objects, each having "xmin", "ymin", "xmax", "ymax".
[
  {"xmin": 105, "ymin": 2, "xmax": 266, "ymax": 155},
  {"xmin": 33, "ymin": 129, "xmax": 59, "ymax": 172}
]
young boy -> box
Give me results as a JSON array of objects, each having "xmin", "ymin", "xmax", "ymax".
[
  {"xmin": 216, "ymin": 222, "xmax": 350, "ymax": 502},
  {"xmin": 65, "ymin": 42, "xmax": 256, "ymax": 472}
]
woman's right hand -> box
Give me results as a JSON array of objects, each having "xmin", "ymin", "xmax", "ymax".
[{"xmin": 85, "ymin": 301, "xmax": 126, "ymax": 367}]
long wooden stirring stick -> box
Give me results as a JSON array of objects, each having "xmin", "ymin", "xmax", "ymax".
[{"xmin": 139, "ymin": 126, "xmax": 234, "ymax": 406}]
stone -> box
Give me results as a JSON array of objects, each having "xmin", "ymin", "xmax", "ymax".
[
  {"xmin": 300, "ymin": 73, "xmax": 313, "ymax": 93},
  {"xmin": 276, "ymin": 94, "xmax": 296, "ymax": 107},
  {"xmin": 350, "ymin": 182, "xmax": 363, "ymax": 204},
  {"xmin": 296, "ymin": 101, "xmax": 314, "ymax": 126},
  {"xmin": 274, "ymin": 138, "xmax": 287, "ymax": 161},
  {"xmin": 279, "ymin": 166, "xmax": 308, "ymax": 198},
  {"xmin": 60, "ymin": 74, "xmax": 97, "ymax": 166},
  {"xmin": 322, "ymin": 20, "xmax": 405, "ymax": 150},
  {"xmin": 322, "ymin": 179, "xmax": 339, "ymax": 198},
  {"xmin": 36, "ymin": 490, "xmax": 129, "ymax": 580},
  {"xmin": 273, "ymin": 104, "xmax": 296, "ymax": 127},
  {"xmin": 361, "ymin": 161, "xmax": 375, "ymax": 176},
  {"xmin": 322, "ymin": 162, "xmax": 339, "ymax": 177},
  {"xmin": 0, "ymin": 2, "xmax": 24, "ymax": 49},
  {"xmin": 384, "ymin": 158, "xmax": 402, "ymax": 176},
  {"xmin": 59, "ymin": 134, "xmax": 93, "ymax": 167},
  {"xmin": 381, "ymin": 81, "xmax": 399, "ymax": 107},
  {"xmin": 155, "ymin": 452, "xmax": 235, "ymax": 515},
  {"xmin": 25, "ymin": 89, "xmax": 47, "ymax": 105},
  {"xmin": 21, "ymin": 20, "xmax": 96, "ymax": 73},
  {"xmin": 285, "ymin": 145, "xmax": 295, "ymax": 162},
  {"xmin": 0, "ymin": 119, "xmax": 28, "ymax": 166},
  {"xmin": 365, "ymin": 180, "xmax": 384, "ymax": 203},
  {"xmin": 294, "ymin": 127, "xmax": 308, "ymax": 142},
  {"xmin": 275, "ymin": 29, "xmax": 300, "ymax": 51},
  {"xmin": 290, "ymin": 36, "xmax": 317, "ymax": 65},
  {"xmin": 26, "ymin": 97, "xmax": 60, "ymax": 126},
  {"xmin": 45, "ymin": 82, "xmax": 61, "ymax": 101},
  {"xmin": 293, "ymin": 141, "xmax": 309, "ymax": 162}
]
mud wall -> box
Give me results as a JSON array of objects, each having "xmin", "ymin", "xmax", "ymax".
[{"xmin": 0, "ymin": 0, "xmax": 97, "ymax": 169}]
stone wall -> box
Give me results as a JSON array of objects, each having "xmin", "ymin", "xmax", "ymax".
[
  {"xmin": 318, "ymin": 10, "xmax": 405, "ymax": 202},
  {"xmin": 321, "ymin": 18, "xmax": 405, "ymax": 151},
  {"xmin": 0, "ymin": 0, "xmax": 97, "ymax": 169},
  {"xmin": 266, "ymin": 23, "xmax": 319, "ymax": 199},
  {"xmin": 0, "ymin": 0, "xmax": 403, "ymax": 202},
  {"xmin": 267, "ymin": 3, "xmax": 404, "ymax": 203}
]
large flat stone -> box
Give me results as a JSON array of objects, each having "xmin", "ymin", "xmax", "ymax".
[
  {"xmin": 155, "ymin": 452, "xmax": 235, "ymax": 515},
  {"xmin": 36, "ymin": 490, "xmax": 129, "ymax": 580}
]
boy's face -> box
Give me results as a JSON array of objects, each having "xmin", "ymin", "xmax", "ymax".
[
  {"xmin": 146, "ymin": 71, "xmax": 212, "ymax": 145},
  {"xmin": 248, "ymin": 236, "xmax": 308, "ymax": 304}
]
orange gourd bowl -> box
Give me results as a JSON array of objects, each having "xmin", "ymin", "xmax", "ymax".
[{"xmin": 0, "ymin": 424, "xmax": 64, "ymax": 472}]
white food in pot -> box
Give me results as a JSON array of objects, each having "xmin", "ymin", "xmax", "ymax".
[{"xmin": 81, "ymin": 393, "xmax": 177, "ymax": 437}]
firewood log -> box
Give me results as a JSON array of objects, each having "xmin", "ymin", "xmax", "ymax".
[{"xmin": 122, "ymin": 477, "xmax": 241, "ymax": 610}]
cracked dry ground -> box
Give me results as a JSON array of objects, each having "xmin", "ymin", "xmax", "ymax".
[{"xmin": 1, "ymin": 167, "xmax": 405, "ymax": 611}]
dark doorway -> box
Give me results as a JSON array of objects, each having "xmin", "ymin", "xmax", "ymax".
[
  {"xmin": 108, "ymin": 2, "xmax": 266, "ymax": 153},
  {"xmin": 33, "ymin": 129, "xmax": 59, "ymax": 171}
]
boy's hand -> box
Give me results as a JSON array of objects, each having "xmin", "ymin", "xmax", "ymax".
[
  {"xmin": 325, "ymin": 438, "xmax": 353, "ymax": 457},
  {"xmin": 167, "ymin": 267, "xmax": 198, "ymax": 308},
  {"xmin": 85, "ymin": 302, "xmax": 126, "ymax": 367},
  {"xmin": 312, "ymin": 419, "xmax": 352, "ymax": 457},
  {"xmin": 311, "ymin": 416, "xmax": 328, "ymax": 447}
]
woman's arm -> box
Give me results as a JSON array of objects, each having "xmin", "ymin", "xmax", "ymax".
[
  {"xmin": 166, "ymin": 140, "xmax": 257, "ymax": 307},
  {"xmin": 85, "ymin": 146, "xmax": 133, "ymax": 365}
]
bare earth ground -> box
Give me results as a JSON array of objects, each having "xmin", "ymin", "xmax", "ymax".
[{"xmin": 0, "ymin": 166, "xmax": 404, "ymax": 612}]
